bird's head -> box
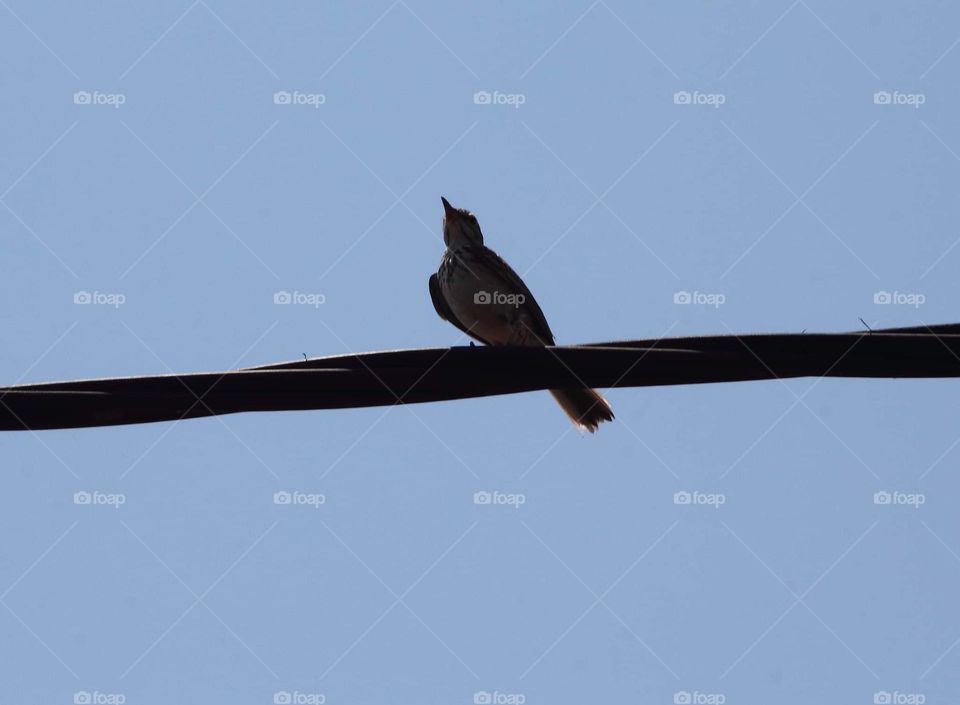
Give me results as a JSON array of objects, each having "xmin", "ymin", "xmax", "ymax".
[{"xmin": 441, "ymin": 197, "xmax": 484, "ymax": 249}]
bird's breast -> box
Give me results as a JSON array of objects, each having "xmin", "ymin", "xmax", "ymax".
[{"xmin": 439, "ymin": 249, "xmax": 543, "ymax": 345}]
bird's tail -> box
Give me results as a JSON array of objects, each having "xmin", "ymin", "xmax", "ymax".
[{"xmin": 549, "ymin": 387, "xmax": 614, "ymax": 433}]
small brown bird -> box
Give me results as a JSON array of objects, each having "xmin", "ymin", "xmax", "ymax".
[{"xmin": 429, "ymin": 197, "xmax": 614, "ymax": 432}]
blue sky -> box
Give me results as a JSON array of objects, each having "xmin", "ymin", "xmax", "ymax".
[{"xmin": 2, "ymin": 1, "xmax": 960, "ymax": 703}]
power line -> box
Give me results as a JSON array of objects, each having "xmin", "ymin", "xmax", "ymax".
[{"xmin": 1, "ymin": 323, "xmax": 958, "ymax": 431}]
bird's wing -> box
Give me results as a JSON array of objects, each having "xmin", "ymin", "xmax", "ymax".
[
  {"xmin": 482, "ymin": 248, "xmax": 556, "ymax": 345},
  {"xmin": 428, "ymin": 273, "xmax": 491, "ymax": 345}
]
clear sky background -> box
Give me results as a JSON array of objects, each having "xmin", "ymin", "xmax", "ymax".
[{"xmin": 1, "ymin": 1, "xmax": 960, "ymax": 703}]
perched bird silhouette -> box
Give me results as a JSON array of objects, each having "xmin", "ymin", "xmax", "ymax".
[{"xmin": 429, "ymin": 197, "xmax": 614, "ymax": 432}]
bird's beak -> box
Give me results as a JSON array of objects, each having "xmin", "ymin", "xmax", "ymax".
[{"xmin": 441, "ymin": 196, "xmax": 457, "ymax": 219}]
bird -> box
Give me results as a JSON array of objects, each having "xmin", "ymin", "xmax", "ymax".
[{"xmin": 429, "ymin": 196, "xmax": 614, "ymax": 432}]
